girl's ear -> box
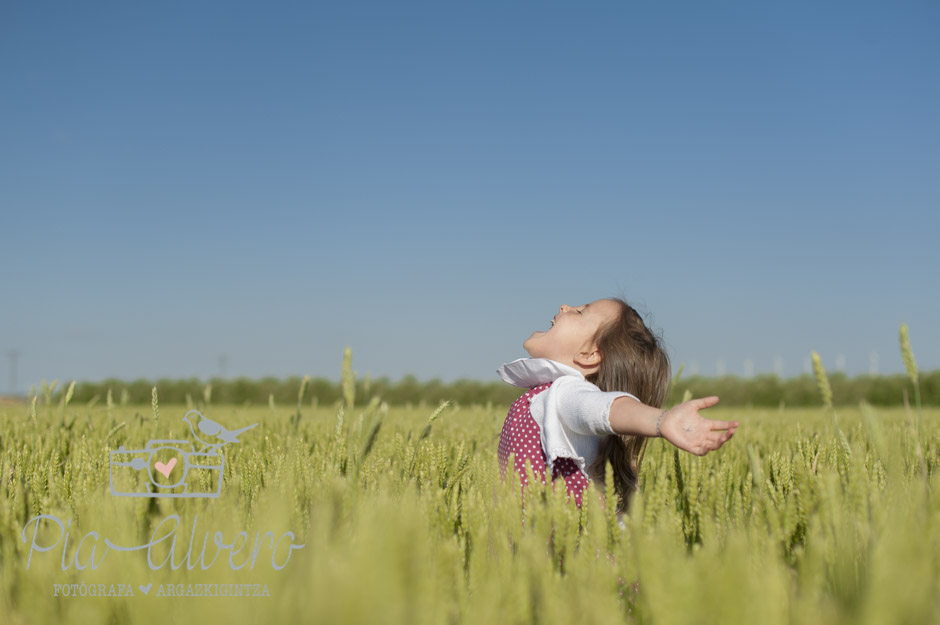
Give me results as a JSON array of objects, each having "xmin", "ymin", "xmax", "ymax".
[{"xmin": 574, "ymin": 348, "xmax": 602, "ymax": 369}]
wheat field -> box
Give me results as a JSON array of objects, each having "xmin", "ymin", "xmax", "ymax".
[{"xmin": 1, "ymin": 367, "xmax": 939, "ymax": 624}]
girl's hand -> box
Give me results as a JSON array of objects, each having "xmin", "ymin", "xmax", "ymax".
[{"xmin": 659, "ymin": 396, "xmax": 738, "ymax": 456}]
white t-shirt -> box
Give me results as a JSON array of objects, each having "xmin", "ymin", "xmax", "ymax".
[{"xmin": 497, "ymin": 357, "xmax": 640, "ymax": 481}]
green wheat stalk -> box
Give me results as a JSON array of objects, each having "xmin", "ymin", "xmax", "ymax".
[
  {"xmin": 106, "ymin": 421, "xmax": 127, "ymax": 440},
  {"xmin": 297, "ymin": 375, "xmax": 311, "ymax": 408},
  {"xmin": 151, "ymin": 387, "xmax": 160, "ymax": 428},
  {"xmin": 671, "ymin": 362, "xmax": 685, "ymax": 388},
  {"xmin": 810, "ymin": 352, "xmax": 832, "ymax": 408},
  {"xmin": 746, "ymin": 444, "xmax": 763, "ymax": 489},
  {"xmin": 604, "ymin": 460, "xmax": 619, "ymax": 551},
  {"xmin": 44, "ymin": 380, "xmax": 58, "ymax": 406},
  {"xmin": 342, "ymin": 347, "xmax": 355, "ymax": 411},
  {"xmin": 359, "ymin": 404, "xmax": 385, "ymax": 462},
  {"xmin": 419, "ymin": 400, "xmax": 451, "ymax": 440},
  {"xmin": 292, "ymin": 375, "xmax": 311, "ymax": 430},
  {"xmin": 811, "ymin": 351, "xmax": 836, "ymax": 426},
  {"xmin": 899, "ymin": 324, "xmax": 922, "ymax": 423}
]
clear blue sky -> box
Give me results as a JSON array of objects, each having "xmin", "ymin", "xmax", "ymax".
[{"xmin": 2, "ymin": 0, "xmax": 938, "ymax": 392}]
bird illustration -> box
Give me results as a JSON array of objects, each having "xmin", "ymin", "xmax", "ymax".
[{"xmin": 182, "ymin": 410, "xmax": 259, "ymax": 452}]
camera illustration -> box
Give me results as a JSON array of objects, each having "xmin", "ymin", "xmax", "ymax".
[
  {"xmin": 109, "ymin": 410, "xmax": 258, "ymax": 499},
  {"xmin": 110, "ymin": 439, "xmax": 224, "ymax": 498}
]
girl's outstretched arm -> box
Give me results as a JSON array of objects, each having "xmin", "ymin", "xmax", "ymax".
[{"xmin": 608, "ymin": 395, "xmax": 739, "ymax": 456}]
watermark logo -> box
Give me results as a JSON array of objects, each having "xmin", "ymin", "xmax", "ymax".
[
  {"xmin": 21, "ymin": 409, "xmax": 303, "ymax": 590},
  {"xmin": 109, "ymin": 410, "xmax": 258, "ymax": 499}
]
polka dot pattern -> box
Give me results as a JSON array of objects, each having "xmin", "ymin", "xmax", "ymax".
[{"xmin": 497, "ymin": 383, "xmax": 591, "ymax": 508}]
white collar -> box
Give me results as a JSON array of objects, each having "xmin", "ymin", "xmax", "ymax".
[{"xmin": 496, "ymin": 357, "xmax": 584, "ymax": 388}]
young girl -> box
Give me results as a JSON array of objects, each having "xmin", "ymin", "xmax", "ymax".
[{"xmin": 497, "ymin": 298, "xmax": 739, "ymax": 515}]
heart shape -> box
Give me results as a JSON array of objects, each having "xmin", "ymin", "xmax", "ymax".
[
  {"xmin": 154, "ymin": 457, "xmax": 178, "ymax": 478},
  {"xmin": 139, "ymin": 583, "xmax": 152, "ymax": 595}
]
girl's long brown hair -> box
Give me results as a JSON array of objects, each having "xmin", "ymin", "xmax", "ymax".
[{"xmin": 585, "ymin": 298, "xmax": 671, "ymax": 515}]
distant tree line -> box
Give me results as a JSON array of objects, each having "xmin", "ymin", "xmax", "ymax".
[
  {"xmin": 666, "ymin": 372, "xmax": 938, "ymax": 407},
  {"xmin": 54, "ymin": 370, "xmax": 940, "ymax": 408}
]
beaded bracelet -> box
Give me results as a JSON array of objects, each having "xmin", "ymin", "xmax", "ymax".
[{"xmin": 655, "ymin": 409, "xmax": 667, "ymax": 438}]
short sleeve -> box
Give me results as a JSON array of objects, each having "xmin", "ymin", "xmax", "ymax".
[{"xmin": 553, "ymin": 378, "xmax": 640, "ymax": 436}]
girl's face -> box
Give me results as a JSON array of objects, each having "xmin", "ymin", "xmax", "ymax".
[{"xmin": 523, "ymin": 299, "xmax": 620, "ymax": 372}]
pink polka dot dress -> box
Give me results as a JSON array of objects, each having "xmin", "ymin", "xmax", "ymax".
[{"xmin": 497, "ymin": 383, "xmax": 591, "ymax": 508}]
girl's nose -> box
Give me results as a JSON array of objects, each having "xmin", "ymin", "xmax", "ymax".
[{"xmin": 559, "ymin": 304, "xmax": 571, "ymax": 313}]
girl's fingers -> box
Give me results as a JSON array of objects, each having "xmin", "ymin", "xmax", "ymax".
[
  {"xmin": 691, "ymin": 396, "xmax": 720, "ymax": 410},
  {"xmin": 708, "ymin": 419, "xmax": 740, "ymax": 431},
  {"xmin": 704, "ymin": 429, "xmax": 735, "ymax": 450},
  {"xmin": 707, "ymin": 431, "xmax": 731, "ymax": 444}
]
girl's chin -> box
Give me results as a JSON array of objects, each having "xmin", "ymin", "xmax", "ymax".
[{"xmin": 522, "ymin": 333, "xmax": 541, "ymax": 353}]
